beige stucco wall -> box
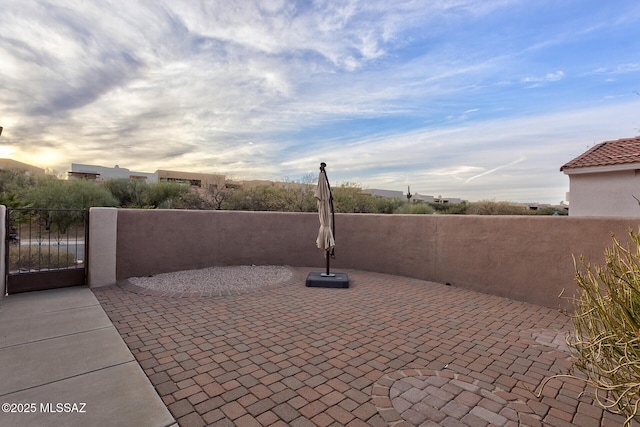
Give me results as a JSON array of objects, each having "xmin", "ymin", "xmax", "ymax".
[
  {"xmin": 88, "ymin": 207, "xmax": 118, "ymax": 287},
  {"xmin": 116, "ymin": 210, "xmax": 318, "ymax": 279},
  {"xmin": 567, "ymin": 169, "xmax": 640, "ymax": 217},
  {"xmin": 115, "ymin": 209, "xmax": 640, "ymax": 310}
]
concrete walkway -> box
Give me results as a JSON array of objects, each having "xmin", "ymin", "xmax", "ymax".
[
  {"xmin": 95, "ymin": 267, "xmax": 627, "ymax": 426},
  {"xmin": 0, "ymin": 287, "xmax": 175, "ymax": 427}
]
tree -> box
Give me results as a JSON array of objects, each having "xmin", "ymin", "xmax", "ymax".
[
  {"xmin": 23, "ymin": 177, "xmax": 117, "ymax": 233},
  {"xmin": 0, "ymin": 169, "xmax": 37, "ymax": 207},
  {"xmin": 282, "ymin": 174, "xmax": 317, "ymax": 212},
  {"xmin": 245, "ymin": 185, "xmax": 288, "ymax": 211},
  {"xmin": 172, "ymin": 191, "xmax": 211, "ymax": 210},
  {"xmin": 67, "ymin": 179, "xmax": 119, "ymax": 209},
  {"xmin": 202, "ymin": 181, "xmax": 237, "ymax": 210},
  {"xmin": 332, "ymin": 183, "xmax": 377, "ymax": 213},
  {"xmin": 26, "ymin": 176, "xmax": 117, "ymax": 209},
  {"xmin": 148, "ymin": 181, "xmax": 189, "ymax": 208},
  {"xmin": 103, "ymin": 178, "xmax": 150, "ymax": 207}
]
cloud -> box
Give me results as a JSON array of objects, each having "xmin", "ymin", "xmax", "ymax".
[
  {"xmin": 1, "ymin": 1, "xmax": 640, "ymax": 204},
  {"xmin": 464, "ymin": 156, "xmax": 526, "ymax": 183},
  {"xmin": 281, "ymin": 101, "xmax": 638, "ymax": 202},
  {"xmin": 521, "ymin": 70, "xmax": 565, "ymax": 88}
]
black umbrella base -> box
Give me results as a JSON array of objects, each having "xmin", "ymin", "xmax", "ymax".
[{"xmin": 305, "ymin": 272, "xmax": 350, "ymax": 288}]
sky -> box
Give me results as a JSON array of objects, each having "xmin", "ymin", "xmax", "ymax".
[{"xmin": 1, "ymin": 1, "xmax": 640, "ymax": 204}]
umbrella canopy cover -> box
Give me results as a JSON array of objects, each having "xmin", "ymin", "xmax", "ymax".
[{"xmin": 315, "ymin": 169, "xmax": 335, "ymax": 251}]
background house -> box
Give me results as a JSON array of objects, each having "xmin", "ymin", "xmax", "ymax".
[
  {"xmin": 561, "ymin": 136, "xmax": 640, "ymax": 217},
  {"xmin": 69, "ymin": 163, "xmax": 225, "ymax": 190},
  {"xmin": 0, "ymin": 159, "xmax": 45, "ymax": 176},
  {"xmin": 68, "ymin": 163, "xmax": 155, "ymax": 181},
  {"xmin": 363, "ymin": 188, "xmax": 405, "ymax": 199}
]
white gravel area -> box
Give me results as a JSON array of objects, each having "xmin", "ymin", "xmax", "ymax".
[{"xmin": 128, "ymin": 265, "xmax": 293, "ymax": 294}]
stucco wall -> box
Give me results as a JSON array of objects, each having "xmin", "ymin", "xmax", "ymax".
[
  {"xmin": 88, "ymin": 207, "xmax": 117, "ymax": 287},
  {"xmin": 568, "ymin": 169, "xmax": 640, "ymax": 217},
  {"xmin": 116, "ymin": 210, "xmax": 320, "ymax": 279},
  {"xmin": 116, "ymin": 209, "xmax": 640, "ymax": 310}
]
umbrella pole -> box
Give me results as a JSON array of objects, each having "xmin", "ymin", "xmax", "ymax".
[
  {"xmin": 326, "ymin": 249, "xmax": 330, "ymax": 276},
  {"xmin": 322, "ymin": 162, "xmax": 335, "ymax": 276}
]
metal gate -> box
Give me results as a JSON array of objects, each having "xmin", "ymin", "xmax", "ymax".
[{"xmin": 5, "ymin": 208, "xmax": 88, "ymax": 294}]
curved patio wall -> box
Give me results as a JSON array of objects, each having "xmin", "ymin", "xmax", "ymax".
[{"xmin": 115, "ymin": 209, "xmax": 640, "ymax": 310}]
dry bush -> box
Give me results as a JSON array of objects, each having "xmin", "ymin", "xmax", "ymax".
[
  {"xmin": 465, "ymin": 200, "xmax": 529, "ymax": 215},
  {"xmin": 9, "ymin": 245, "xmax": 77, "ymax": 271},
  {"xmin": 545, "ymin": 229, "xmax": 640, "ymax": 425}
]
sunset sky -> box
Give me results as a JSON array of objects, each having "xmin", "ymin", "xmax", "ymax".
[{"xmin": 1, "ymin": 1, "xmax": 639, "ymax": 203}]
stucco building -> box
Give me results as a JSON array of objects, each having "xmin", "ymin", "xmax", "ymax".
[
  {"xmin": 69, "ymin": 163, "xmax": 225, "ymax": 190},
  {"xmin": 68, "ymin": 163, "xmax": 155, "ymax": 181},
  {"xmin": 561, "ymin": 136, "xmax": 640, "ymax": 217},
  {"xmin": 156, "ymin": 169, "xmax": 225, "ymax": 189}
]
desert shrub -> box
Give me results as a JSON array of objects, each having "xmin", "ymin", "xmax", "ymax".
[
  {"xmin": 393, "ymin": 203, "xmax": 434, "ymax": 214},
  {"xmin": 332, "ymin": 183, "xmax": 378, "ymax": 213},
  {"xmin": 148, "ymin": 182, "xmax": 190, "ymax": 208},
  {"xmin": 465, "ymin": 200, "xmax": 528, "ymax": 215},
  {"xmin": 9, "ymin": 245, "xmax": 77, "ymax": 271},
  {"xmin": 429, "ymin": 201, "xmax": 468, "ymax": 214},
  {"xmin": 552, "ymin": 229, "xmax": 640, "ymax": 425},
  {"xmin": 373, "ymin": 197, "xmax": 405, "ymax": 214},
  {"xmin": 26, "ymin": 176, "xmax": 118, "ymax": 209},
  {"xmin": 103, "ymin": 178, "xmax": 150, "ymax": 207},
  {"xmin": 222, "ymin": 185, "xmax": 289, "ymax": 211},
  {"xmin": 535, "ymin": 206, "xmax": 568, "ymax": 216}
]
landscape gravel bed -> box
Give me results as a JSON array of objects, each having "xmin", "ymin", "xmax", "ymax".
[{"xmin": 127, "ymin": 265, "xmax": 293, "ymax": 294}]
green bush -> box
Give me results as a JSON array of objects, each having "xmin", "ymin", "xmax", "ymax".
[
  {"xmin": 561, "ymin": 229, "xmax": 640, "ymax": 425},
  {"xmin": 332, "ymin": 183, "xmax": 378, "ymax": 213},
  {"xmin": 465, "ymin": 200, "xmax": 528, "ymax": 215},
  {"xmin": 393, "ymin": 203, "xmax": 434, "ymax": 214},
  {"xmin": 373, "ymin": 197, "xmax": 405, "ymax": 214},
  {"xmin": 26, "ymin": 176, "xmax": 118, "ymax": 209},
  {"xmin": 429, "ymin": 201, "xmax": 468, "ymax": 214}
]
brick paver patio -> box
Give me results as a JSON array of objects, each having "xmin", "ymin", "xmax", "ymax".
[{"xmin": 93, "ymin": 267, "xmax": 626, "ymax": 426}]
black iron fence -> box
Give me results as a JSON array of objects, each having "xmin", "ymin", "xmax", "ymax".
[{"xmin": 5, "ymin": 208, "xmax": 88, "ymax": 294}]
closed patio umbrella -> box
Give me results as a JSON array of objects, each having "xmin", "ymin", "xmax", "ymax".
[
  {"xmin": 305, "ymin": 163, "xmax": 348, "ymax": 287},
  {"xmin": 315, "ymin": 163, "xmax": 335, "ymax": 264}
]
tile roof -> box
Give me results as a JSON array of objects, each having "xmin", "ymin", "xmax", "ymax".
[{"xmin": 560, "ymin": 136, "xmax": 640, "ymax": 171}]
